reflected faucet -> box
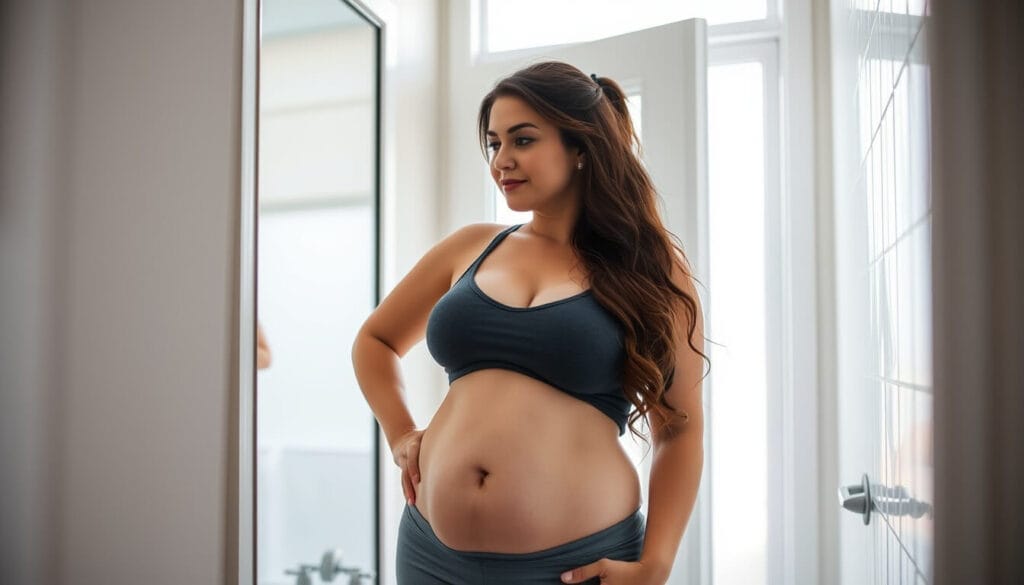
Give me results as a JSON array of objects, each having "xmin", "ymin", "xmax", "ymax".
[{"xmin": 286, "ymin": 548, "xmax": 376, "ymax": 584}]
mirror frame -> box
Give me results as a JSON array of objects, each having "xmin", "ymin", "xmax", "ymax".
[{"xmin": 236, "ymin": 0, "xmax": 387, "ymax": 582}]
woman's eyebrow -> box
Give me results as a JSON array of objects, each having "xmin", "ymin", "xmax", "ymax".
[{"xmin": 486, "ymin": 122, "xmax": 539, "ymax": 136}]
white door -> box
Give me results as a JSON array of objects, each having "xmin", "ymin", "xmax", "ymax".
[{"xmin": 445, "ymin": 6, "xmax": 709, "ymax": 585}]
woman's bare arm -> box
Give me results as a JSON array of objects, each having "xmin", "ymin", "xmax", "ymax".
[{"xmin": 350, "ymin": 223, "xmax": 504, "ymax": 450}]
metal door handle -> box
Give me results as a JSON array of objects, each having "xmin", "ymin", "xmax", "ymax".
[
  {"xmin": 838, "ymin": 473, "xmax": 873, "ymax": 525},
  {"xmin": 839, "ymin": 473, "xmax": 933, "ymax": 526}
]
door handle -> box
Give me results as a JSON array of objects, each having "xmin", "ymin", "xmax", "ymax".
[
  {"xmin": 839, "ymin": 473, "xmax": 934, "ymax": 526},
  {"xmin": 838, "ymin": 473, "xmax": 873, "ymax": 525}
]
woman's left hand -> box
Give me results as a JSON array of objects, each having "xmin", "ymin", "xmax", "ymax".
[{"xmin": 560, "ymin": 558, "xmax": 668, "ymax": 584}]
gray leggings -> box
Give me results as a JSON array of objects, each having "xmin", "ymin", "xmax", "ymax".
[{"xmin": 395, "ymin": 503, "xmax": 646, "ymax": 585}]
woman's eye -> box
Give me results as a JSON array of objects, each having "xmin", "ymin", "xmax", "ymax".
[{"xmin": 488, "ymin": 137, "xmax": 532, "ymax": 151}]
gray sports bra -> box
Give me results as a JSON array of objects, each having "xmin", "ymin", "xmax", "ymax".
[{"xmin": 425, "ymin": 223, "xmax": 632, "ymax": 435}]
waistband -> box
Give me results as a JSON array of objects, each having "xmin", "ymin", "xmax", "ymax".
[{"xmin": 404, "ymin": 502, "xmax": 645, "ymax": 562}]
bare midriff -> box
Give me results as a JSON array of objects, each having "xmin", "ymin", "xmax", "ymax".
[{"xmin": 414, "ymin": 368, "xmax": 643, "ymax": 554}]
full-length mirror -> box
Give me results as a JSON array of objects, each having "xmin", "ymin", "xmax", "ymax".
[{"xmin": 257, "ymin": 1, "xmax": 381, "ymax": 583}]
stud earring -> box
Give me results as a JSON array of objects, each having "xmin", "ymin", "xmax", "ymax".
[{"xmin": 577, "ymin": 161, "xmax": 583, "ymax": 170}]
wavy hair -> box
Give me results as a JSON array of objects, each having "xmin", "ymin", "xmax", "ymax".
[{"xmin": 477, "ymin": 61, "xmax": 711, "ymax": 447}]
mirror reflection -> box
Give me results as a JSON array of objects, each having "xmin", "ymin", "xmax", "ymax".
[{"xmin": 257, "ymin": 0, "xmax": 379, "ymax": 583}]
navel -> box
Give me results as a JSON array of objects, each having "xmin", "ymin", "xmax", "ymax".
[{"xmin": 476, "ymin": 466, "xmax": 491, "ymax": 488}]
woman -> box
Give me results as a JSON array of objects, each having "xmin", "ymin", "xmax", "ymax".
[{"xmin": 352, "ymin": 61, "xmax": 708, "ymax": 585}]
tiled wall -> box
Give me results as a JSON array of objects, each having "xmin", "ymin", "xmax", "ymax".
[{"xmin": 834, "ymin": 0, "xmax": 934, "ymax": 583}]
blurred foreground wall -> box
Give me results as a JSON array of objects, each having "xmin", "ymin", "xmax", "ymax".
[{"xmin": 0, "ymin": 1, "xmax": 243, "ymax": 583}]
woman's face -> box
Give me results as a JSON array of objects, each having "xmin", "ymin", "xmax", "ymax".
[{"xmin": 486, "ymin": 95, "xmax": 582, "ymax": 213}]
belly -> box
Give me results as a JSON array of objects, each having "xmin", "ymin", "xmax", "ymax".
[{"xmin": 414, "ymin": 369, "xmax": 643, "ymax": 553}]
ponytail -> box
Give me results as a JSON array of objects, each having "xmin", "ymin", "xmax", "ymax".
[{"xmin": 591, "ymin": 74, "xmax": 643, "ymax": 160}]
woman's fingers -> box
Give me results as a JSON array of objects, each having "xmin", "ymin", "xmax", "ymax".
[
  {"xmin": 401, "ymin": 467, "xmax": 414, "ymax": 503},
  {"xmin": 408, "ymin": 438, "xmax": 421, "ymax": 484},
  {"xmin": 395, "ymin": 430, "xmax": 425, "ymax": 505}
]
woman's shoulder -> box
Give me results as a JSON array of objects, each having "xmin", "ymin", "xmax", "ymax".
[
  {"xmin": 425, "ymin": 222, "xmax": 513, "ymax": 271},
  {"xmin": 447, "ymin": 222, "xmax": 515, "ymax": 249},
  {"xmin": 457, "ymin": 221, "xmax": 513, "ymax": 236}
]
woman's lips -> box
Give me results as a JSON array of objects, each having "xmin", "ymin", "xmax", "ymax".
[{"xmin": 503, "ymin": 181, "xmax": 526, "ymax": 191}]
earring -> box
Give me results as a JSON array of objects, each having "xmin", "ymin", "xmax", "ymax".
[{"xmin": 577, "ymin": 161, "xmax": 583, "ymax": 170}]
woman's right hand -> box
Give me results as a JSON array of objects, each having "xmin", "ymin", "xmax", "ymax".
[{"xmin": 391, "ymin": 428, "xmax": 424, "ymax": 505}]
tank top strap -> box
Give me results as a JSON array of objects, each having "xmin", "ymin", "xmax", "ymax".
[{"xmin": 454, "ymin": 223, "xmax": 523, "ymax": 284}]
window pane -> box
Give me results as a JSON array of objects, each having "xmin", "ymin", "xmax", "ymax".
[
  {"xmin": 484, "ymin": 0, "xmax": 768, "ymax": 54},
  {"xmin": 708, "ymin": 61, "xmax": 767, "ymax": 585}
]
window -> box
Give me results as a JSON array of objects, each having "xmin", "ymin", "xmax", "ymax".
[
  {"xmin": 708, "ymin": 60, "xmax": 768, "ymax": 585},
  {"xmin": 483, "ymin": 0, "xmax": 769, "ymax": 53}
]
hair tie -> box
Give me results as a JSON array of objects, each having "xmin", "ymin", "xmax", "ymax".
[{"xmin": 590, "ymin": 73, "xmax": 599, "ymax": 84}]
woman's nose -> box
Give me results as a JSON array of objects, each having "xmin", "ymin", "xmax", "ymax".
[{"xmin": 492, "ymin": 148, "xmax": 514, "ymax": 170}]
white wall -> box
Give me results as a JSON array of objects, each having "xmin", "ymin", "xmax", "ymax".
[{"xmin": 1, "ymin": 0, "xmax": 243, "ymax": 583}]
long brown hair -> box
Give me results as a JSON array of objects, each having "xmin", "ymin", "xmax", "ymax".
[{"xmin": 477, "ymin": 60, "xmax": 711, "ymax": 446}]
